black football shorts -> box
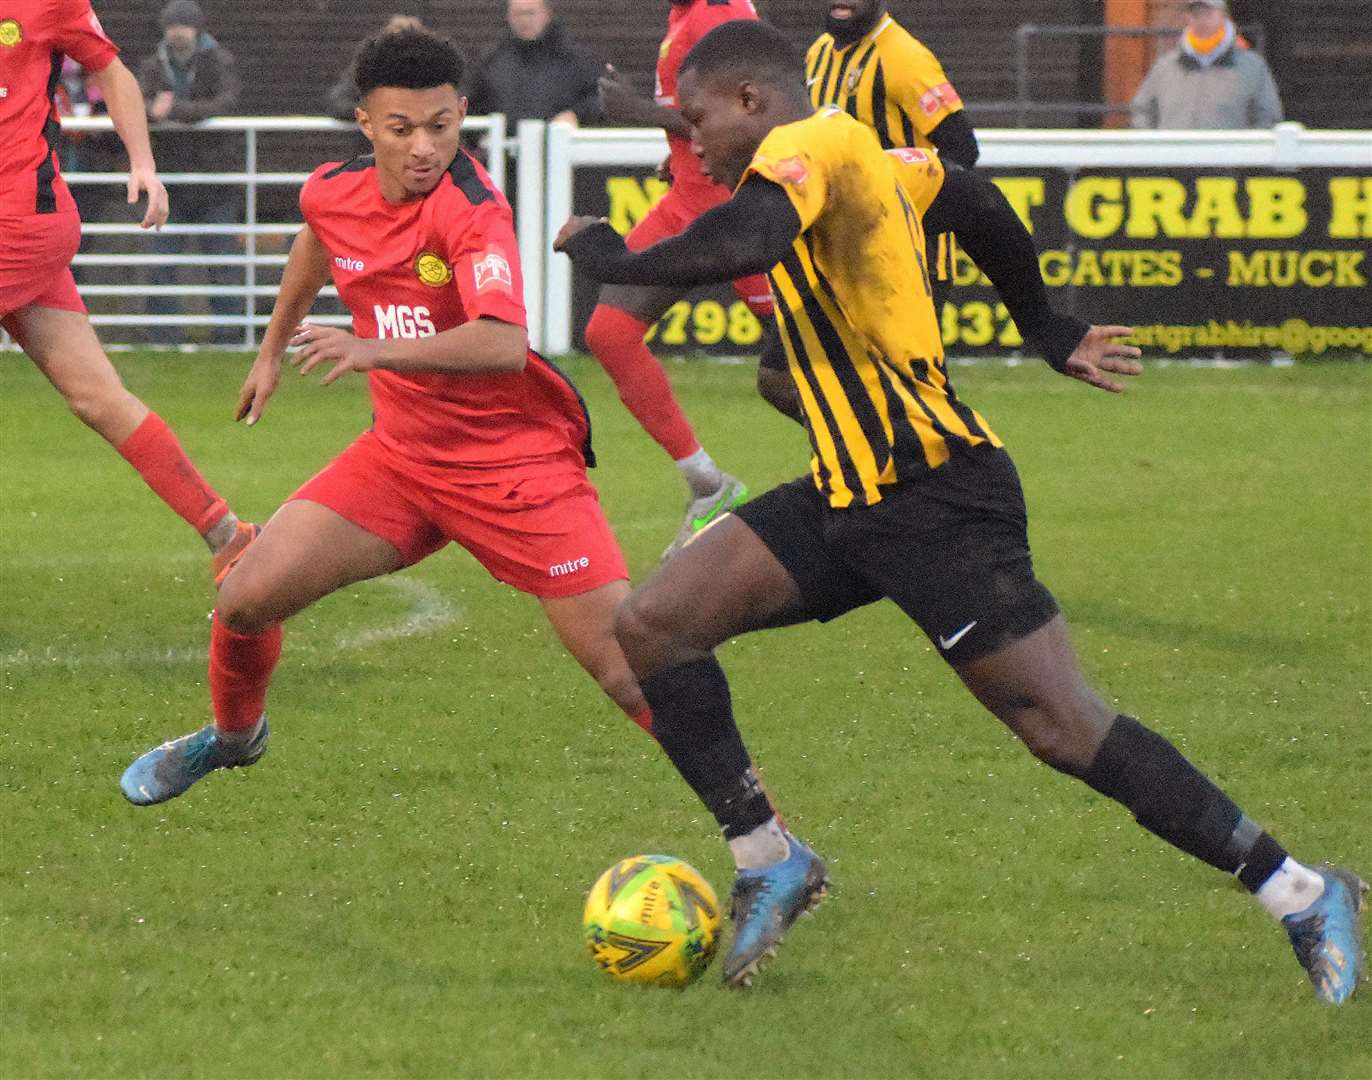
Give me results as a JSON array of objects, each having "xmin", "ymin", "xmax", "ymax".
[{"xmin": 732, "ymin": 445, "xmax": 1059, "ymax": 664}]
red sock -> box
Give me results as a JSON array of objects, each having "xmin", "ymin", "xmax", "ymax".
[
  {"xmin": 629, "ymin": 706, "xmax": 654, "ymax": 736},
  {"xmin": 209, "ymin": 613, "xmax": 282, "ymax": 732},
  {"xmin": 115, "ymin": 412, "xmax": 229, "ymax": 535},
  {"xmin": 585, "ymin": 305, "xmax": 700, "ymax": 461}
]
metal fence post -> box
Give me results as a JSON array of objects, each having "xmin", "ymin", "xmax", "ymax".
[
  {"xmin": 515, "ymin": 119, "xmax": 547, "ymax": 353},
  {"xmin": 243, "ymin": 125, "xmax": 258, "ymax": 350}
]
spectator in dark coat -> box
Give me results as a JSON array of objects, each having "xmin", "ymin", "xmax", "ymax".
[
  {"xmin": 135, "ymin": 0, "xmax": 242, "ymax": 345},
  {"xmin": 467, "ymin": 0, "xmax": 604, "ymax": 125}
]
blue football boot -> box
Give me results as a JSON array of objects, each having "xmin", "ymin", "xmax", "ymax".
[
  {"xmin": 723, "ymin": 832, "xmax": 829, "ymax": 988},
  {"xmin": 1282, "ymin": 866, "xmax": 1368, "ymax": 1005},
  {"xmin": 120, "ymin": 720, "xmax": 269, "ymax": 806}
]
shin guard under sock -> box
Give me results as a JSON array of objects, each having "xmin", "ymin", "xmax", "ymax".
[
  {"xmin": 116, "ymin": 412, "xmax": 229, "ymax": 534},
  {"xmin": 209, "ymin": 614, "xmax": 282, "ymax": 732},
  {"xmin": 639, "ymin": 655, "xmax": 774, "ymax": 839},
  {"xmin": 1082, "ymin": 715, "xmax": 1288, "ymax": 887},
  {"xmin": 584, "ymin": 306, "xmax": 700, "ymax": 461}
]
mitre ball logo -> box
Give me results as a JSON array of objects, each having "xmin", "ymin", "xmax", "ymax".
[
  {"xmin": 414, "ymin": 251, "xmax": 452, "ymax": 287},
  {"xmin": 0, "ymin": 19, "xmax": 24, "ymax": 47}
]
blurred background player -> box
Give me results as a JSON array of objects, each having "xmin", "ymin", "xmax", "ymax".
[
  {"xmin": 588, "ymin": 0, "xmax": 769, "ymax": 558},
  {"xmin": 807, "ymin": 0, "xmax": 977, "ymax": 316},
  {"xmin": 558, "ymin": 19, "xmax": 1365, "ymax": 1003},
  {"xmin": 120, "ymin": 28, "xmax": 652, "ymax": 806},
  {"xmin": 135, "ymin": 0, "xmax": 243, "ymax": 345},
  {"xmin": 0, "ymin": 0, "xmax": 253, "ymax": 581}
]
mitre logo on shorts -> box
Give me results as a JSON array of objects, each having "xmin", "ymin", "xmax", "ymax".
[
  {"xmin": 473, "ymin": 247, "xmax": 513, "ymax": 294},
  {"xmin": 414, "ymin": 251, "xmax": 452, "ymax": 287},
  {"xmin": 374, "ymin": 304, "xmax": 435, "ymax": 339},
  {"xmin": 549, "ymin": 556, "xmax": 590, "ymax": 578},
  {"xmin": 0, "ymin": 19, "xmax": 23, "ymax": 47},
  {"xmin": 334, "ymin": 255, "xmax": 365, "ymax": 273}
]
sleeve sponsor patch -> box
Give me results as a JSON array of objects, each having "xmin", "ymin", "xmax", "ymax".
[
  {"xmin": 886, "ymin": 148, "xmax": 929, "ymax": 165},
  {"xmin": 758, "ymin": 155, "xmax": 810, "ymax": 187},
  {"xmin": 919, "ymin": 82, "xmax": 963, "ymax": 117},
  {"xmin": 473, "ymin": 246, "xmax": 514, "ymax": 294}
]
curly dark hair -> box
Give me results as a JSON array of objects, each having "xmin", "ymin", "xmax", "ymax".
[{"xmin": 353, "ymin": 27, "xmax": 465, "ymax": 100}]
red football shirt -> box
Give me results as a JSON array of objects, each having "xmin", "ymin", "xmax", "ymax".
[
  {"xmin": 0, "ymin": 0, "xmax": 118, "ymax": 217},
  {"xmin": 300, "ymin": 150, "xmax": 592, "ymax": 476},
  {"xmin": 654, "ymin": 0, "xmax": 758, "ymax": 207}
]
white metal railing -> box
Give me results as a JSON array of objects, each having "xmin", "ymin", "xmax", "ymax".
[{"xmin": 26, "ymin": 114, "xmax": 509, "ymax": 350}]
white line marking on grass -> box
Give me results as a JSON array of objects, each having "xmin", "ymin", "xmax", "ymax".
[
  {"xmin": 334, "ymin": 578, "xmax": 459, "ymax": 650},
  {"xmin": 0, "ymin": 578, "xmax": 460, "ymax": 669}
]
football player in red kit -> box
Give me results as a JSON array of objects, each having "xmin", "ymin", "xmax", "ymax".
[
  {"xmin": 0, "ymin": 0, "xmax": 253, "ymax": 577},
  {"xmin": 120, "ymin": 28, "xmax": 649, "ymax": 804},
  {"xmin": 591, "ymin": 0, "xmax": 771, "ymax": 556}
]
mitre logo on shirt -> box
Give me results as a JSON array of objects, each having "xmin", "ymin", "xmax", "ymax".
[
  {"xmin": 0, "ymin": 19, "xmax": 23, "ymax": 47},
  {"xmin": 473, "ymin": 247, "xmax": 513, "ymax": 294}
]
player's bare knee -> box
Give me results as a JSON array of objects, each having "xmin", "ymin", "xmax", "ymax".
[
  {"xmin": 215, "ymin": 574, "xmax": 276, "ymax": 635},
  {"xmin": 1010, "ymin": 696, "xmax": 1113, "ymax": 774}
]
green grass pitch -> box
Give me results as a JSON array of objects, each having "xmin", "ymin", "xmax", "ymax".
[{"xmin": 2, "ymin": 353, "xmax": 1369, "ymax": 1078}]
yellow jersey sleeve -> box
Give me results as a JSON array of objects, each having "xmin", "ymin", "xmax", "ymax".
[
  {"xmin": 885, "ymin": 33, "xmax": 964, "ymax": 135},
  {"xmin": 741, "ymin": 117, "xmax": 838, "ymax": 232},
  {"xmin": 885, "ymin": 147, "xmax": 946, "ymax": 215}
]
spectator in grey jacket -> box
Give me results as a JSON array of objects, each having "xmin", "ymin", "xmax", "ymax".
[
  {"xmin": 1131, "ymin": 0, "xmax": 1282, "ymax": 129},
  {"xmin": 136, "ymin": 0, "xmax": 242, "ymax": 345},
  {"xmin": 466, "ymin": 0, "xmax": 604, "ymax": 126}
]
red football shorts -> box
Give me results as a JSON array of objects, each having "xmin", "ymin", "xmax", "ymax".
[
  {"xmin": 626, "ymin": 188, "xmax": 774, "ymax": 316},
  {"xmin": 0, "ymin": 212, "xmax": 86, "ymax": 331},
  {"xmin": 290, "ymin": 431, "xmax": 629, "ymax": 599}
]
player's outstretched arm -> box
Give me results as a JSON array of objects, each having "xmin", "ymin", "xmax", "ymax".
[
  {"xmin": 923, "ymin": 167, "xmax": 1143, "ymax": 392},
  {"xmin": 598, "ymin": 65, "xmax": 692, "ymax": 138},
  {"xmin": 238, "ymin": 224, "xmax": 333, "ymax": 425},
  {"xmin": 556, "ymin": 175, "xmax": 800, "ymax": 288},
  {"xmin": 86, "ymin": 58, "xmax": 168, "ymax": 230}
]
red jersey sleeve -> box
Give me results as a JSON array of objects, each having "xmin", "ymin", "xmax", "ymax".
[
  {"xmin": 446, "ymin": 198, "xmax": 526, "ymax": 330},
  {"xmin": 51, "ymin": 0, "xmax": 119, "ymax": 74}
]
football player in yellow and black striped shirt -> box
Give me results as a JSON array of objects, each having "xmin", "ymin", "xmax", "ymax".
[
  {"xmin": 556, "ymin": 19, "xmax": 1366, "ymax": 1005},
  {"xmin": 807, "ymin": 0, "xmax": 978, "ymax": 306}
]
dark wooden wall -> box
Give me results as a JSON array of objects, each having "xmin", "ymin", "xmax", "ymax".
[{"xmin": 93, "ymin": 0, "xmax": 1372, "ymax": 128}]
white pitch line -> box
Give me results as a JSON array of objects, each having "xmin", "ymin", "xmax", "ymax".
[{"xmin": 0, "ymin": 577, "xmax": 460, "ymax": 670}]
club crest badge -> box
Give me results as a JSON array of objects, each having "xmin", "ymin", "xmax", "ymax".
[
  {"xmin": 414, "ymin": 251, "xmax": 452, "ymax": 287},
  {"xmin": 0, "ymin": 19, "xmax": 23, "ymax": 47}
]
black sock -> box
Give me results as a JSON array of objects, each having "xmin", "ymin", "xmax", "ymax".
[
  {"xmin": 639, "ymin": 656, "xmax": 775, "ymax": 839},
  {"xmin": 1081, "ymin": 715, "xmax": 1288, "ymax": 887}
]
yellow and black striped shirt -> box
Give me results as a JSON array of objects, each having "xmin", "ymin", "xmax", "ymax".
[
  {"xmin": 806, "ymin": 15, "xmax": 965, "ymax": 282},
  {"xmin": 743, "ymin": 109, "xmax": 1000, "ymax": 509}
]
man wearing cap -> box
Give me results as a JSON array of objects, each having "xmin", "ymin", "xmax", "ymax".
[
  {"xmin": 135, "ymin": 0, "xmax": 242, "ymax": 345},
  {"xmin": 1131, "ymin": 0, "xmax": 1282, "ymax": 129}
]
